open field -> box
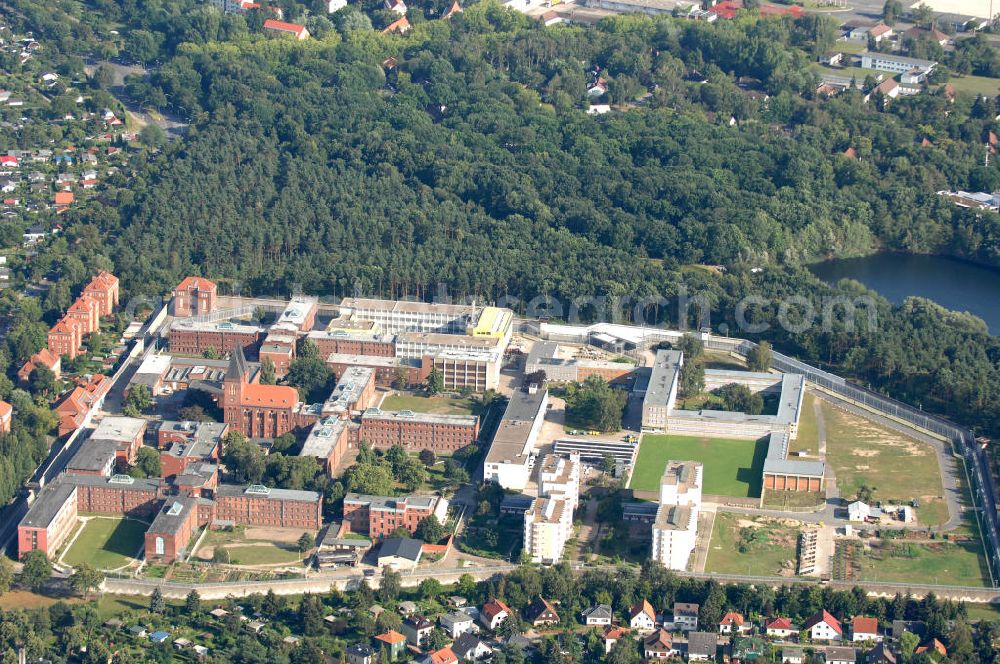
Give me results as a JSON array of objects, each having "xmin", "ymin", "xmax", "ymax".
[
  {"xmin": 705, "ymin": 512, "xmax": 800, "ymax": 576},
  {"xmin": 63, "ymin": 517, "xmax": 147, "ymax": 569},
  {"xmin": 857, "ymin": 538, "xmax": 989, "ymax": 587},
  {"xmin": 630, "ymin": 434, "xmax": 767, "ymax": 497},
  {"xmin": 380, "ymin": 393, "xmax": 477, "ymax": 415},
  {"xmin": 194, "ymin": 526, "xmax": 313, "ymax": 566},
  {"xmin": 821, "ymin": 401, "xmax": 948, "ymax": 525},
  {"xmin": 944, "ymin": 75, "xmax": 1000, "ymax": 96}
]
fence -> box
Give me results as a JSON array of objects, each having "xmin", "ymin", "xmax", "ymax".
[{"xmin": 703, "ymin": 334, "xmax": 1000, "ymax": 588}]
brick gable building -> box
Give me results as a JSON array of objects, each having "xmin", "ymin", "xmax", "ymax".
[
  {"xmin": 172, "ymin": 276, "xmax": 218, "ymax": 317},
  {"xmin": 221, "ymin": 347, "xmax": 308, "ymax": 438}
]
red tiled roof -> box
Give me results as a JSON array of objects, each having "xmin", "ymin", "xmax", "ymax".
[
  {"xmin": 382, "ymin": 16, "xmax": 411, "ymax": 34},
  {"xmin": 0, "ymin": 400, "xmax": 12, "ymax": 419},
  {"xmin": 720, "ymin": 611, "xmax": 744, "ymax": 626},
  {"xmin": 916, "ymin": 639, "xmax": 947, "ymax": 656},
  {"xmin": 429, "ymin": 647, "xmax": 458, "ymax": 664},
  {"xmin": 604, "ymin": 626, "xmax": 629, "ymax": 640},
  {"xmin": 375, "ymin": 630, "xmax": 407, "ymax": 645},
  {"xmin": 482, "ymin": 598, "xmax": 512, "ymax": 621},
  {"xmin": 852, "ymin": 616, "xmax": 878, "ymax": 635},
  {"xmin": 766, "ymin": 617, "xmax": 794, "ymax": 630},
  {"xmin": 54, "ymin": 191, "xmax": 74, "ymax": 205},
  {"xmin": 175, "ymin": 276, "xmax": 217, "ymax": 292},
  {"xmin": 241, "ymin": 383, "xmax": 299, "ymax": 408},
  {"xmin": 264, "ymin": 19, "xmax": 306, "ymax": 34},
  {"xmin": 804, "ymin": 610, "xmax": 842, "ymax": 635},
  {"xmin": 631, "ymin": 599, "xmax": 655, "ymax": 620}
]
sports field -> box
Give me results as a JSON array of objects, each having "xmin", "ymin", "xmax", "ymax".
[
  {"xmin": 629, "ymin": 434, "xmax": 767, "ymax": 497},
  {"xmin": 63, "ymin": 517, "xmax": 147, "ymax": 569}
]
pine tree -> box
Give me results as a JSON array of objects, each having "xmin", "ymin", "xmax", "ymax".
[{"xmin": 150, "ymin": 586, "xmax": 165, "ymax": 613}]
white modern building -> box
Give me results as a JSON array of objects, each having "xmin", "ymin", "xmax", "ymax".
[
  {"xmin": 538, "ymin": 452, "xmax": 581, "ymax": 510},
  {"xmin": 523, "ymin": 496, "xmax": 573, "ymax": 564},
  {"xmin": 339, "ymin": 297, "xmax": 480, "ymax": 334},
  {"xmin": 483, "ymin": 386, "xmax": 548, "ymax": 490},
  {"xmin": 860, "ymin": 51, "xmax": 936, "ymax": 76},
  {"xmin": 651, "ymin": 460, "xmax": 703, "ymax": 571},
  {"xmin": 640, "ymin": 350, "xmax": 682, "ymax": 432}
]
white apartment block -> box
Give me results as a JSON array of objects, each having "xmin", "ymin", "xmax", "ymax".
[
  {"xmin": 523, "ymin": 496, "xmax": 573, "ymax": 564},
  {"xmin": 538, "ymin": 452, "xmax": 581, "ymax": 510},
  {"xmin": 659, "ymin": 460, "xmax": 703, "ymax": 508},
  {"xmin": 651, "ymin": 460, "xmax": 703, "ymax": 571},
  {"xmin": 651, "ymin": 503, "xmax": 698, "ymax": 570},
  {"xmin": 339, "ymin": 297, "xmax": 478, "ymax": 334}
]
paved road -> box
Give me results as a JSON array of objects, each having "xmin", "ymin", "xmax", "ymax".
[{"xmin": 84, "ymin": 59, "xmax": 189, "ymax": 139}]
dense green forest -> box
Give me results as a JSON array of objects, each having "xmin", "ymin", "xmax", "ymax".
[{"xmin": 4, "ymin": 0, "xmax": 1000, "ymax": 436}]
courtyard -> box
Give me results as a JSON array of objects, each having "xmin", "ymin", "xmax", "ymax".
[
  {"xmin": 62, "ymin": 516, "xmax": 148, "ymax": 570},
  {"xmin": 629, "ymin": 434, "xmax": 767, "ymax": 497}
]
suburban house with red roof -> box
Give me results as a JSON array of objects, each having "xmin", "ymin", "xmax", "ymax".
[
  {"xmin": 804, "ymin": 610, "xmax": 843, "ymax": 642},
  {"xmin": 629, "ymin": 600, "xmax": 656, "ymax": 633},
  {"xmin": 381, "ymin": 16, "xmax": 411, "ymax": 35},
  {"xmin": 0, "ymin": 399, "xmax": 12, "ymax": 434},
  {"xmin": 765, "ymin": 617, "xmax": 797, "ymax": 638},
  {"xmin": 719, "ymin": 611, "xmax": 748, "ymax": 634},
  {"xmin": 479, "ymin": 599, "xmax": 512, "ymax": 631},
  {"xmin": 373, "ymin": 631, "xmax": 407, "ymax": 661},
  {"xmin": 851, "ymin": 616, "xmax": 881, "ymax": 642},
  {"xmin": 263, "ymin": 19, "xmax": 309, "ymax": 39},
  {"xmin": 603, "ymin": 626, "xmax": 628, "ymax": 654},
  {"xmin": 425, "ymin": 647, "xmax": 458, "ymax": 664},
  {"xmin": 915, "ymin": 638, "xmax": 947, "ymax": 658}
]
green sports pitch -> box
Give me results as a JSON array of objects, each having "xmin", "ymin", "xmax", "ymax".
[{"xmin": 628, "ymin": 434, "xmax": 767, "ymax": 497}]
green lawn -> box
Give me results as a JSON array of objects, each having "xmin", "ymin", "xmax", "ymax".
[
  {"xmin": 821, "ymin": 401, "xmax": 948, "ymax": 525},
  {"xmin": 629, "ymin": 434, "xmax": 767, "ymax": 497},
  {"xmin": 857, "ymin": 539, "xmax": 989, "ymax": 587},
  {"xmin": 63, "ymin": 517, "xmax": 148, "ymax": 569},
  {"xmin": 944, "ymin": 75, "xmax": 1000, "ymax": 96},
  {"xmin": 225, "ymin": 544, "xmax": 303, "ymax": 565},
  {"xmin": 704, "ymin": 512, "xmax": 800, "ymax": 576},
  {"xmin": 380, "ymin": 393, "xmax": 476, "ymax": 415}
]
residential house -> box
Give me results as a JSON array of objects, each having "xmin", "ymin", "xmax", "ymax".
[
  {"xmin": 452, "ymin": 633, "xmax": 492, "ymax": 661},
  {"xmin": 824, "ymin": 646, "xmax": 859, "ymax": 664},
  {"xmin": 398, "ymin": 601, "xmax": 418, "ymax": 616},
  {"xmin": 425, "ymin": 647, "xmax": 458, "ymax": 664},
  {"xmin": 687, "ymin": 632, "xmax": 718, "ymax": 662},
  {"xmin": 804, "ymin": 610, "xmax": 843, "ymax": 642},
  {"xmin": 891, "ymin": 620, "xmax": 926, "ymax": 641},
  {"xmin": 866, "ymin": 643, "xmax": 897, "ymax": 664},
  {"xmin": 719, "ymin": 611, "xmax": 747, "ymax": 634},
  {"xmin": 643, "ymin": 629, "xmax": 677, "ymax": 660},
  {"xmin": 852, "ymin": 616, "xmax": 881, "ymax": 642},
  {"xmin": 582, "ymin": 604, "xmax": 613, "ymax": 626},
  {"xmin": 262, "ymin": 19, "xmax": 310, "ymax": 39},
  {"xmin": 381, "ymin": 16, "xmax": 411, "ymax": 35},
  {"xmin": 526, "ymin": 597, "xmax": 560, "ymax": 627},
  {"xmin": 629, "ymin": 600, "xmax": 657, "ymax": 633},
  {"xmin": 602, "ymin": 626, "xmax": 629, "ymax": 655},
  {"xmin": 766, "ymin": 617, "xmax": 797, "ymax": 639},
  {"xmin": 781, "ymin": 646, "xmax": 806, "ymax": 664},
  {"xmin": 401, "ymin": 615, "xmax": 434, "ymax": 647},
  {"xmin": 440, "ymin": 611, "xmax": 477, "ymax": 639},
  {"xmin": 385, "ymin": 0, "xmax": 407, "ymax": 13},
  {"xmin": 672, "ymin": 602, "xmax": 699, "ymax": 632},
  {"xmin": 346, "ymin": 644, "xmax": 377, "ymax": 664},
  {"xmin": 374, "ymin": 630, "xmax": 408, "ymax": 661},
  {"xmin": 480, "ymin": 599, "xmax": 512, "ymax": 631},
  {"xmin": 915, "ymin": 639, "xmax": 947, "ymax": 659}
]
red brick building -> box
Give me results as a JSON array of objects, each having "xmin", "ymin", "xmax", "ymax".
[
  {"xmin": 157, "ymin": 421, "xmax": 226, "ymax": 478},
  {"xmin": 17, "ymin": 482, "xmax": 78, "ymax": 559},
  {"xmin": 222, "ymin": 348, "xmax": 311, "ymax": 438},
  {"xmin": 82, "ymin": 271, "xmax": 120, "ymax": 317},
  {"xmin": 70, "ymin": 474, "xmax": 162, "ymax": 519},
  {"xmin": 307, "ymin": 331, "xmax": 396, "ymax": 358},
  {"xmin": 65, "ymin": 296, "xmax": 100, "ymax": 336},
  {"xmin": 168, "ymin": 319, "xmax": 265, "ymax": 356},
  {"xmin": 55, "ymin": 374, "xmax": 111, "ymax": 436},
  {"xmin": 172, "ymin": 277, "xmax": 218, "ymax": 317},
  {"xmin": 215, "ymin": 484, "xmax": 322, "ymax": 530},
  {"xmin": 343, "ymin": 493, "xmax": 448, "ymax": 539},
  {"xmin": 359, "ymin": 409, "xmax": 479, "ymax": 453},
  {"xmin": 18, "ymin": 348, "xmax": 61, "ymax": 384},
  {"xmin": 145, "ymin": 497, "xmax": 200, "ymax": 563},
  {"xmin": 48, "ymin": 318, "xmax": 83, "ymax": 359}
]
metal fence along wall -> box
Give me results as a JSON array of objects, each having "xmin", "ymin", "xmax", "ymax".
[{"xmin": 704, "ymin": 335, "xmax": 1000, "ymax": 588}]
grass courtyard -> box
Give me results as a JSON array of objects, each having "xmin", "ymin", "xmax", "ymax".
[
  {"xmin": 629, "ymin": 434, "xmax": 767, "ymax": 497},
  {"xmin": 857, "ymin": 538, "xmax": 989, "ymax": 587},
  {"xmin": 380, "ymin": 393, "xmax": 477, "ymax": 416},
  {"xmin": 705, "ymin": 512, "xmax": 801, "ymax": 577},
  {"xmin": 63, "ymin": 517, "xmax": 148, "ymax": 570},
  {"xmin": 193, "ymin": 526, "xmax": 313, "ymax": 566},
  {"xmin": 821, "ymin": 401, "xmax": 948, "ymax": 525}
]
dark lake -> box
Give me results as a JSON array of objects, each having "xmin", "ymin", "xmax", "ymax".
[{"xmin": 809, "ymin": 253, "xmax": 1000, "ymax": 334}]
